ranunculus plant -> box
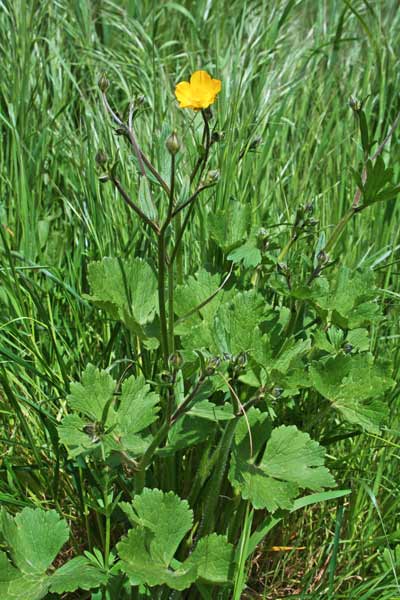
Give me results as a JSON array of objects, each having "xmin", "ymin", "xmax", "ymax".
[{"xmin": 2, "ymin": 71, "xmax": 397, "ymax": 600}]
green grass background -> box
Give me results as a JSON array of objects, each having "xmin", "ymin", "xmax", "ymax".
[{"xmin": 1, "ymin": 0, "xmax": 400, "ymax": 597}]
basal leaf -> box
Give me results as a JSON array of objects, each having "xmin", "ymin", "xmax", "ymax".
[
  {"xmin": 118, "ymin": 489, "xmax": 234, "ymax": 591},
  {"xmin": 118, "ymin": 489, "xmax": 196, "ymax": 590},
  {"xmin": 118, "ymin": 528, "xmax": 196, "ymax": 590},
  {"xmin": 49, "ymin": 556, "xmax": 107, "ymax": 593},
  {"xmin": 229, "ymin": 414, "xmax": 335, "ymax": 512},
  {"xmin": 127, "ymin": 489, "xmax": 193, "ymax": 565},
  {"xmin": 0, "ymin": 508, "xmax": 69, "ymax": 575},
  {"xmin": 261, "ymin": 426, "xmax": 335, "ymax": 490},
  {"xmin": 0, "ymin": 574, "xmax": 49, "ymax": 600},
  {"xmin": 0, "ymin": 508, "xmax": 107, "ymax": 599},
  {"xmin": 186, "ymin": 534, "xmax": 234, "ymax": 583}
]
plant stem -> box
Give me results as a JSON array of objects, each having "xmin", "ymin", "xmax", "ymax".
[
  {"xmin": 111, "ymin": 177, "xmax": 160, "ymax": 234},
  {"xmin": 195, "ymin": 418, "xmax": 239, "ymax": 540},
  {"xmin": 167, "ymin": 153, "xmax": 176, "ymax": 353},
  {"xmin": 168, "ymin": 262, "xmax": 174, "ymax": 354},
  {"xmin": 324, "ymin": 208, "xmax": 356, "ymax": 254},
  {"xmin": 157, "ymin": 233, "xmax": 169, "ymax": 368},
  {"xmin": 135, "ymin": 376, "xmax": 206, "ymax": 491},
  {"xmin": 175, "ymin": 211, "xmax": 183, "ymax": 284},
  {"xmin": 277, "ymin": 235, "xmax": 297, "ymax": 263}
]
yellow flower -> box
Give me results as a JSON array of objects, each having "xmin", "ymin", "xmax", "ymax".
[{"xmin": 175, "ymin": 70, "xmax": 222, "ymax": 110}]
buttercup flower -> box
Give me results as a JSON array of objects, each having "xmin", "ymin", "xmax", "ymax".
[{"xmin": 175, "ymin": 70, "xmax": 222, "ymax": 110}]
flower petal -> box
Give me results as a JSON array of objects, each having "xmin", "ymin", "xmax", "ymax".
[
  {"xmin": 175, "ymin": 81, "xmax": 196, "ymax": 108},
  {"xmin": 190, "ymin": 70, "xmax": 212, "ymax": 87}
]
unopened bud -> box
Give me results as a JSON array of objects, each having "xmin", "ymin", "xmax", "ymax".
[
  {"xmin": 95, "ymin": 150, "xmax": 108, "ymax": 166},
  {"xmin": 211, "ymin": 131, "xmax": 224, "ymax": 144},
  {"xmin": 257, "ymin": 386, "xmax": 267, "ymax": 401},
  {"xmin": 249, "ymin": 136, "xmax": 262, "ymax": 151},
  {"xmin": 234, "ymin": 352, "xmax": 248, "ymax": 370},
  {"xmin": 203, "ymin": 169, "xmax": 220, "ymax": 186},
  {"xmin": 272, "ymin": 386, "xmax": 283, "ymax": 399},
  {"xmin": 204, "ymin": 356, "xmax": 221, "ymax": 376},
  {"xmin": 98, "ymin": 174, "xmax": 110, "ymax": 184},
  {"xmin": 166, "ymin": 131, "xmax": 181, "ymax": 155},
  {"xmin": 160, "ymin": 371, "xmax": 173, "ymax": 383},
  {"xmin": 343, "ymin": 343, "xmax": 353, "ymax": 354},
  {"xmin": 277, "ymin": 262, "xmax": 289, "ymax": 276},
  {"xmin": 169, "ymin": 352, "xmax": 183, "ymax": 369},
  {"xmin": 349, "ymin": 95, "xmax": 361, "ymax": 112},
  {"xmin": 317, "ymin": 250, "xmax": 329, "ymax": 264},
  {"xmin": 98, "ymin": 74, "xmax": 110, "ymax": 93}
]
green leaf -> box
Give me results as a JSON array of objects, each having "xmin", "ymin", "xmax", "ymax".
[
  {"xmin": 261, "ymin": 426, "xmax": 335, "ymax": 490},
  {"xmin": 118, "ymin": 528, "xmax": 196, "ymax": 590},
  {"xmin": 67, "ymin": 364, "xmax": 116, "ymax": 422},
  {"xmin": 208, "ymin": 203, "xmax": 251, "ymax": 253},
  {"xmin": 229, "ymin": 413, "xmax": 335, "ymax": 512},
  {"xmin": 310, "ymin": 354, "xmax": 393, "ymax": 432},
  {"xmin": 118, "ymin": 489, "xmax": 195, "ymax": 590},
  {"xmin": 228, "ymin": 240, "xmax": 261, "ymax": 268},
  {"xmin": 0, "ymin": 508, "xmax": 69, "ymax": 575},
  {"xmin": 49, "ymin": 556, "xmax": 107, "ymax": 593},
  {"xmin": 186, "ymin": 534, "xmax": 234, "ymax": 583},
  {"xmin": 57, "ymin": 414, "xmax": 99, "ymax": 458},
  {"xmin": 86, "ymin": 257, "xmax": 158, "ymax": 334},
  {"xmin": 160, "ymin": 415, "xmax": 216, "ymax": 454},
  {"xmin": 122, "ymin": 489, "xmax": 193, "ymax": 565},
  {"xmin": 0, "ymin": 574, "xmax": 49, "ymax": 600},
  {"xmin": 346, "ymin": 328, "xmax": 370, "ymax": 352},
  {"xmin": 178, "ymin": 290, "xmax": 267, "ymax": 360},
  {"xmin": 58, "ymin": 366, "xmax": 160, "ymax": 459},
  {"xmin": 0, "ymin": 508, "xmax": 107, "ymax": 599},
  {"xmin": 188, "ymin": 400, "xmax": 235, "ymax": 421},
  {"xmin": 175, "ymin": 269, "xmax": 227, "ymax": 323},
  {"xmin": 117, "ymin": 375, "xmax": 160, "ymax": 436},
  {"xmin": 271, "ymin": 338, "xmax": 311, "ymax": 374},
  {"xmin": 118, "ymin": 489, "xmax": 234, "ymax": 591}
]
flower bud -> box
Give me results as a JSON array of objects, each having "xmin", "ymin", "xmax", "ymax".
[
  {"xmin": 211, "ymin": 131, "xmax": 224, "ymax": 144},
  {"xmin": 203, "ymin": 169, "xmax": 220, "ymax": 186},
  {"xmin": 166, "ymin": 131, "xmax": 181, "ymax": 155},
  {"xmin": 95, "ymin": 150, "xmax": 108, "ymax": 166},
  {"xmin": 317, "ymin": 250, "xmax": 329, "ymax": 264},
  {"xmin": 349, "ymin": 95, "xmax": 361, "ymax": 112},
  {"xmin": 98, "ymin": 74, "xmax": 110, "ymax": 92},
  {"xmin": 160, "ymin": 370, "xmax": 174, "ymax": 383},
  {"xmin": 204, "ymin": 356, "xmax": 221, "ymax": 376},
  {"xmin": 249, "ymin": 135, "xmax": 262, "ymax": 151},
  {"xmin": 233, "ymin": 352, "xmax": 248, "ymax": 370},
  {"xmin": 272, "ymin": 386, "xmax": 283, "ymax": 399},
  {"xmin": 169, "ymin": 351, "xmax": 183, "ymax": 369}
]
